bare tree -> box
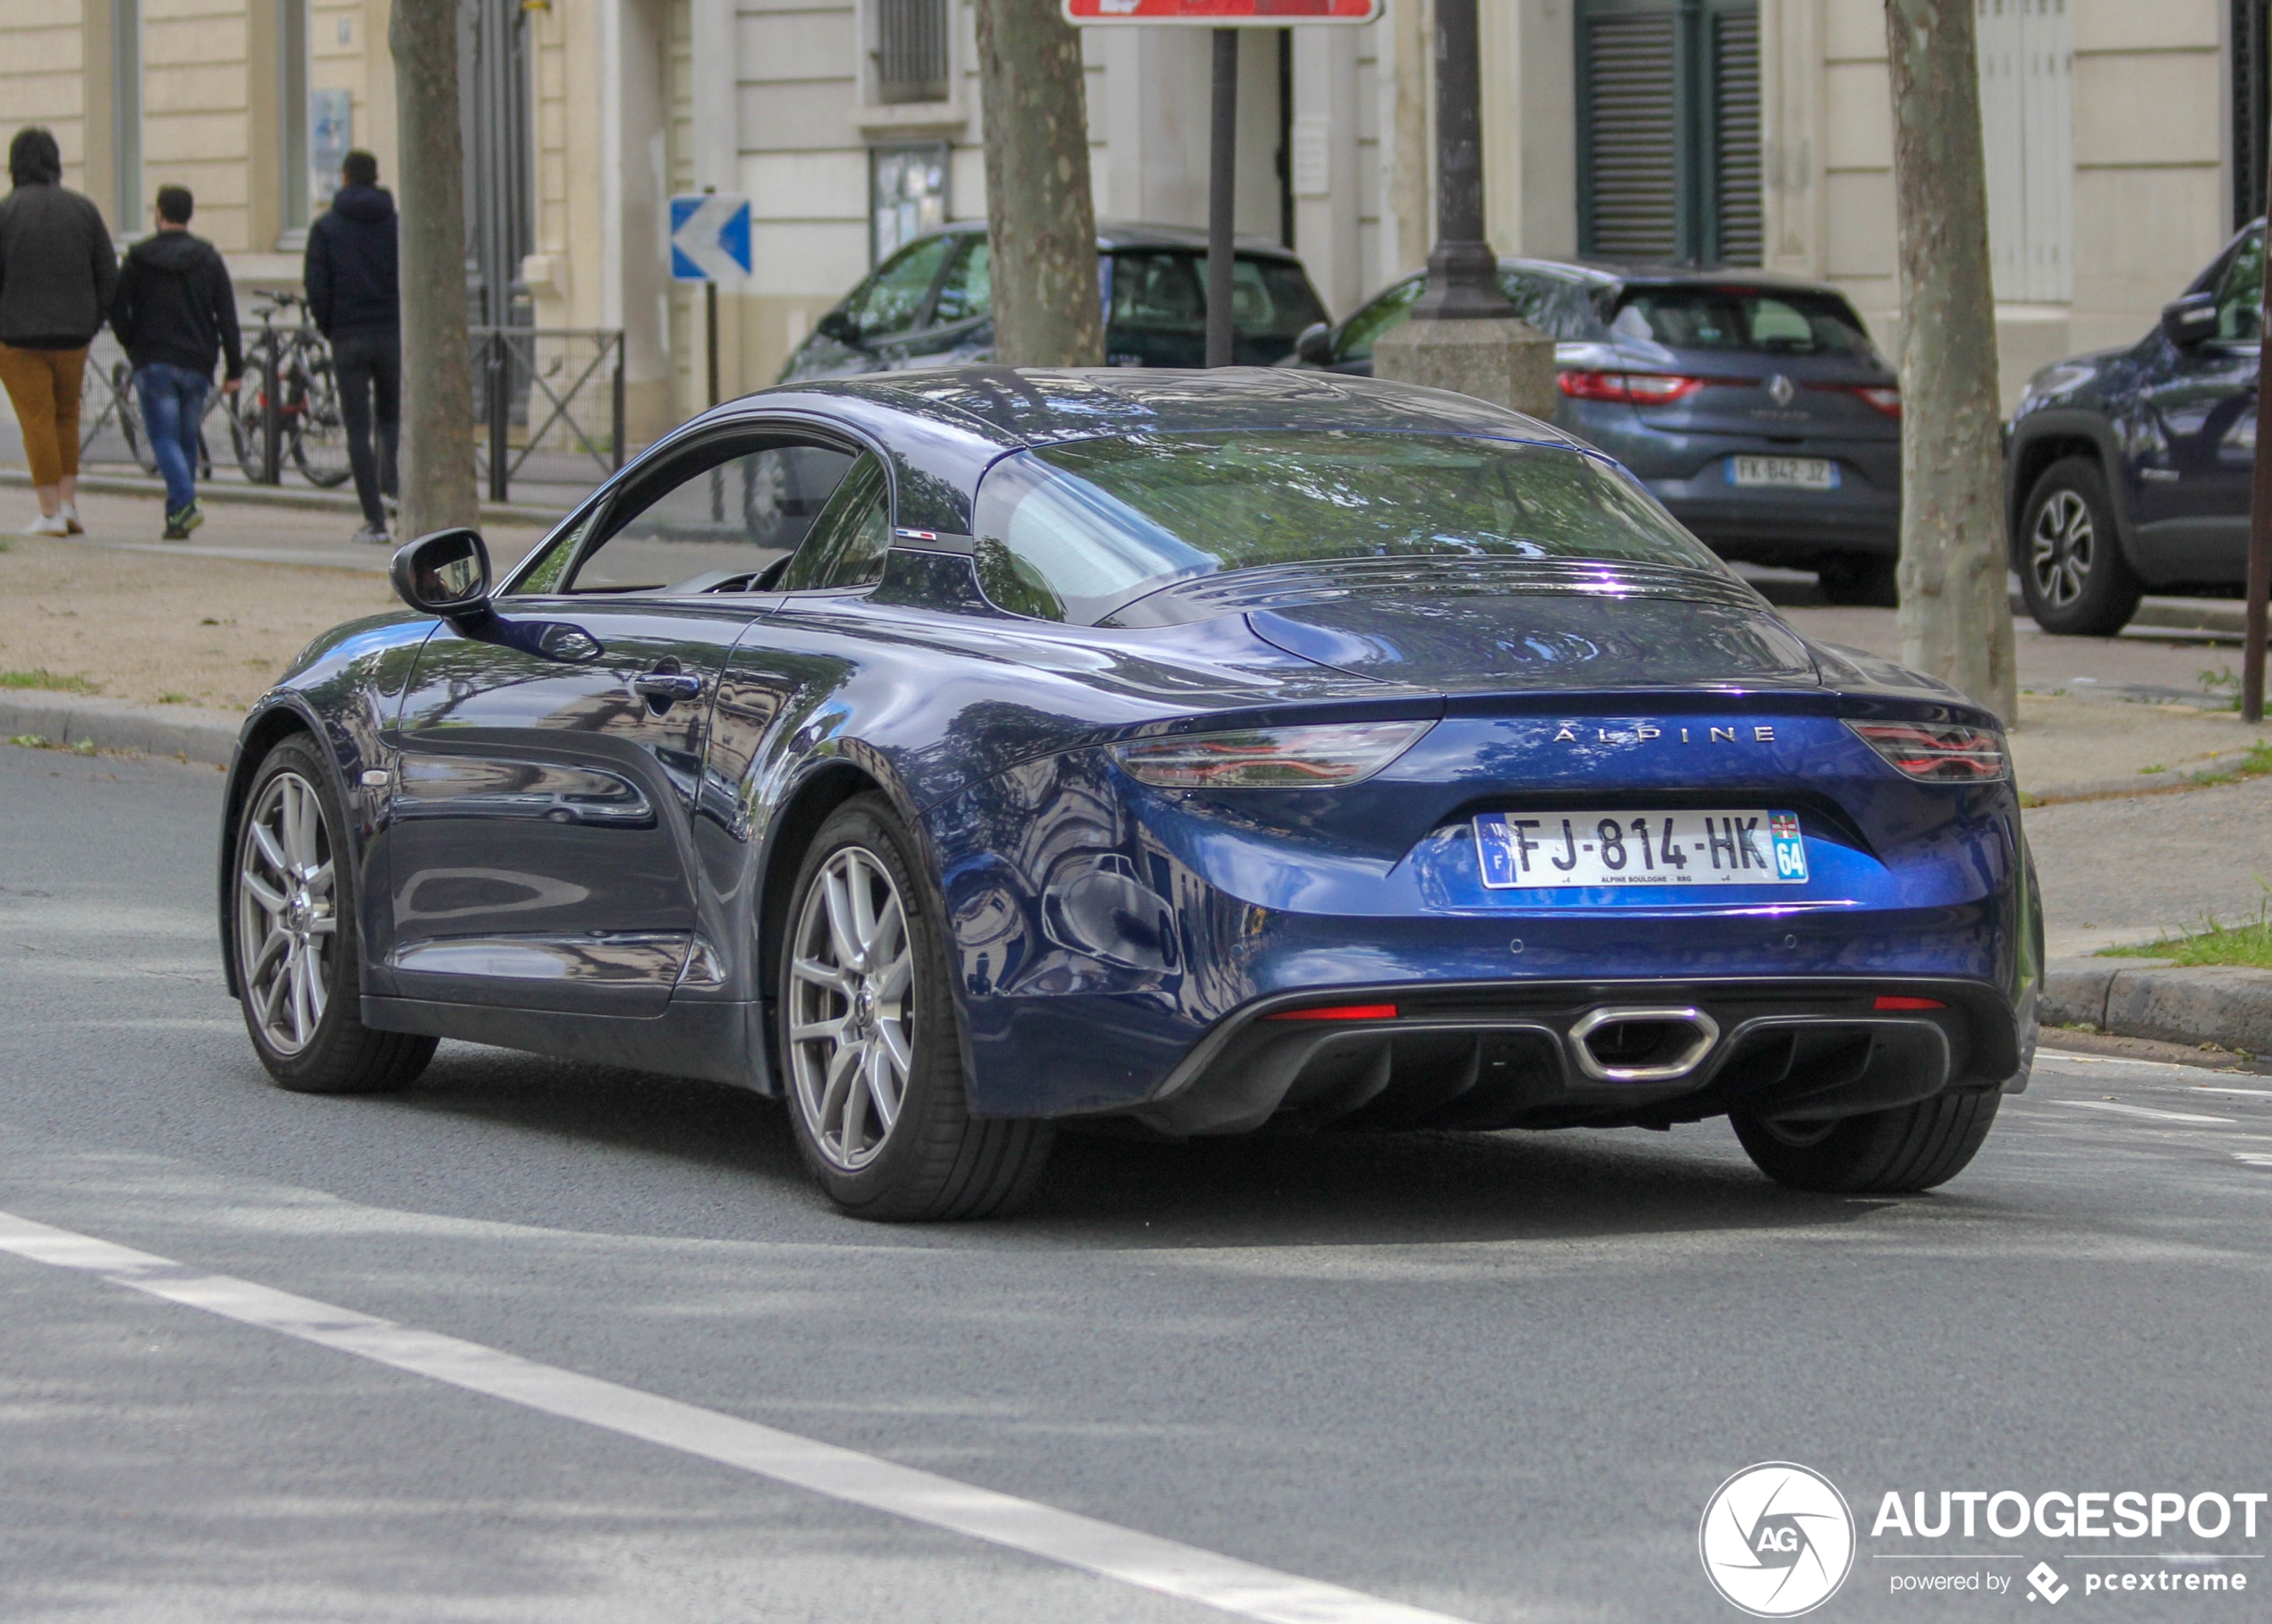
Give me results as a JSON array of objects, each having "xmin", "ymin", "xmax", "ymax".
[
  {"xmin": 389, "ymin": 0, "xmax": 478, "ymax": 537},
  {"xmin": 1883, "ymin": 0, "xmax": 2017, "ymax": 720},
  {"xmin": 1391, "ymin": 0, "xmax": 1430, "ymax": 273},
  {"xmin": 974, "ymin": 0, "xmax": 1104, "ymax": 368}
]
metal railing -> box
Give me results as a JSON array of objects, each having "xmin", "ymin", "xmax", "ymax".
[{"xmin": 474, "ymin": 326, "xmax": 625, "ymax": 503}]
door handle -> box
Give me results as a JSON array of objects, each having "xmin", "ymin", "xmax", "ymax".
[{"xmin": 632, "ymin": 670, "xmax": 705, "ymax": 702}]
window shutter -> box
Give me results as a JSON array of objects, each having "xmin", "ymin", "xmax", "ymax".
[
  {"xmin": 1710, "ymin": 6, "xmax": 1763, "ymax": 266},
  {"xmin": 1580, "ymin": 10, "xmax": 1681, "ymax": 259},
  {"xmin": 876, "ymin": 0, "xmax": 949, "ymax": 106},
  {"xmin": 1978, "ymin": 0, "xmax": 2071, "ymax": 303}
]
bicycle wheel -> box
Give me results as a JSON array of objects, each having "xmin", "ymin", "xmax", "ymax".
[
  {"xmin": 229, "ymin": 358, "xmax": 271, "ymax": 482},
  {"xmin": 289, "ymin": 343, "xmax": 354, "ymax": 488},
  {"xmin": 112, "ymin": 362, "xmax": 158, "ymax": 476}
]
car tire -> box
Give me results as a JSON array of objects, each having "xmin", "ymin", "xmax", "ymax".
[
  {"xmin": 231, "ymin": 736, "xmax": 437, "ymax": 1094},
  {"xmin": 1815, "ymin": 553, "xmax": 1898, "ymax": 608},
  {"xmin": 1731, "ymin": 1089, "xmax": 2000, "ymax": 1194},
  {"xmin": 2019, "ymin": 457, "xmax": 2143, "ymax": 636},
  {"xmin": 778, "ymin": 792, "xmax": 1054, "ymax": 1221}
]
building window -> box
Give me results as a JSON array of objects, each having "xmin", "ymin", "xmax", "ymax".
[
  {"xmin": 1574, "ymin": 0, "xmax": 1760, "ymax": 266},
  {"xmin": 112, "ymin": 0, "xmax": 141, "ymax": 232},
  {"xmin": 871, "ymin": 143, "xmax": 947, "ymax": 264},
  {"xmin": 874, "ymin": 0, "xmax": 949, "ymax": 106},
  {"xmin": 1975, "ymin": 0, "xmax": 2070, "ymax": 303}
]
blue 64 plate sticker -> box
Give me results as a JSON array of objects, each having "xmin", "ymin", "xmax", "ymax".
[{"xmin": 1474, "ymin": 809, "xmax": 1808, "ymax": 889}]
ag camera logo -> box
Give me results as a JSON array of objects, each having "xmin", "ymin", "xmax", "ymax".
[{"xmin": 1700, "ymin": 1462, "xmax": 1856, "ymax": 1617}]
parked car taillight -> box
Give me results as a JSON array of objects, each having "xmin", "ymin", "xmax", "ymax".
[
  {"xmin": 1846, "ymin": 722, "xmax": 2010, "ymax": 782},
  {"xmin": 1557, "ymin": 369, "xmax": 1708, "ymax": 406},
  {"xmin": 1111, "ymin": 720, "xmax": 1434, "ymax": 789},
  {"xmin": 1852, "ymin": 385, "xmax": 1902, "ymax": 418}
]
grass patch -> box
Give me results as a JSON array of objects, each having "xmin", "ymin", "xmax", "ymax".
[
  {"xmin": 157, "ymin": 691, "xmax": 190, "ymax": 705},
  {"xmin": 2102, "ymin": 884, "xmax": 2272, "ymax": 968},
  {"xmin": 0, "ymin": 668, "xmax": 96, "ymax": 693}
]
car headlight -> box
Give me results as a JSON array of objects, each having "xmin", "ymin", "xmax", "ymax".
[
  {"xmin": 1110, "ymin": 720, "xmax": 1434, "ymax": 789},
  {"xmin": 1846, "ymin": 721, "xmax": 2011, "ymax": 782}
]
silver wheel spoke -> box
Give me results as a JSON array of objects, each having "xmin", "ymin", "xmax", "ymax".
[
  {"xmin": 242, "ymin": 871, "xmax": 288, "ymax": 916},
  {"xmin": 787, "ymin": 842, "xmax": 921, "ymax": 1172},
  {"xmin": 250, "ymin": 822, "xmax": 290, "ymax": 877},
  {"xmin": 239, "ymin": 769, "xmax": 335, "ymax": 1059}
]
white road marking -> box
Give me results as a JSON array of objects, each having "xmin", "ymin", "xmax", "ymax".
[
  {"xmin": 2047, "ymin": 1099, "xmax": 2237, "ymax": 1126},
  {"xmin": 2193, "ymin": 1086, "xmax": 2272, "ymax": 1099},
  {"xmin": 0, "ymin": 1208, "xmax": 1469, "ymax": 1624}
]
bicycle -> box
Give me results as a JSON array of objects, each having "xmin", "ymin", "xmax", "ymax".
[{"xmin": 231, "ymin": 291, "xmax": 353, "ymax": 489}]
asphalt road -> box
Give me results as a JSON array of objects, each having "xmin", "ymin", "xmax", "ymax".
[{"xmin": 3, "ymin": 745, "xmax": 2268, "ymax": 1623}]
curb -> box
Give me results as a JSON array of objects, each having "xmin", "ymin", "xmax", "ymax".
[
  {"xmin": 2041, "ymin": 955, "xmax": 2272, "ymax": 1056},
  {"xmin": 0, "ymin": 468, "xmax": 569, "ymax": 527},
  {"xmin": 2008, "ymin": 587, "xmax": 2246, "ymax": 639},
  {"xmin": 1, "ymin": 691, "xmax": 240, "ymax": 766}
]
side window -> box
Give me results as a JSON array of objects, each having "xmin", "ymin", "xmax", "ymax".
[
  {"xmin": 778, "ymin": 453, "xmax": 892, "ymax": 593},
  {"xmin": 2216, "ymin": 227, "xmax": 2264, "ymax": 343},
  {"xmin": 932, "ymin": 237, "xmax": 992, "ymax": 326},
  {"xmin": 1333, "ymin": 276, "xmax": 1423, "ymax": 364},
  {"xmin": 563, "ymin": 441, "xmax": 857, "ymax": 594},
  {"xmin": 843, "ymin": 234, "xmax": 955, "ymax": 342}
]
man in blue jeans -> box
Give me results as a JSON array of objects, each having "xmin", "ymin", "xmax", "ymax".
[{"xmin": 108, "ymin": 184, "xmax": 241, "ymax": 538}]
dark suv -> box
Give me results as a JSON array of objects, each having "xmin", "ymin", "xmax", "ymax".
[
  {"xmin": 2006, "ymin": 221, "xmax": 2266, "ymax": 635},
  {"xmin": 1286, "ymin": 258, "xmax": 1904, "ymax": 604},
  {"xmin": 778, "ymin": 222, "xmax": 1329, "ymax": 384}
]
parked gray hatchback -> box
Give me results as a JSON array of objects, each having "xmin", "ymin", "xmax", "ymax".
[{"xmin": 1287, "ymin": 260, "xmax": 1904, "ymax": 605}]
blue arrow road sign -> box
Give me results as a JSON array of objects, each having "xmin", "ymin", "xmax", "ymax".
[{"xmin": 669, "ymin": 193, "xmax": 752, "ymax": 283}]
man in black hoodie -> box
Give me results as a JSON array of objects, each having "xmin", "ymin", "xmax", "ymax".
[
  {"xmin": 304, "ymin": 149, "xmax": 399, "ymax": 543},
  {"xmin": 110, "ymin": 185, "xmax": 242, "ymax": 537}
]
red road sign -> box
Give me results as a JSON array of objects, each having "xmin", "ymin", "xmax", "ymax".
[{"xmin": 1063, "ymin": 0, "xmax": 1382, "ymax": 24}]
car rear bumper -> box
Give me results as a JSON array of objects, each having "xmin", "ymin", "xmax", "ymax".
[
  {"xmin": 1125, "ymin": 975, "xmax": 2025, "ymax": 1137},
  {"xmin": 1666, "ymin": 502, "xmax": 1900, "ymax": 561}
]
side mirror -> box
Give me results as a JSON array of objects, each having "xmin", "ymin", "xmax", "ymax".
[
  {"xmin": 815, "ymin": 309, "xmax": 862, "ymax": 347},
  {"xmin": 1293, "ymin": 321, "xmax": 1335, "ymax": 367},
  {"xmin": 391, "ymin": 528, "xmax": 492, "ymax": 622},
  {"xmin": 2161, "ymin": 292, "xmax": 2219, "ymax": 349}
]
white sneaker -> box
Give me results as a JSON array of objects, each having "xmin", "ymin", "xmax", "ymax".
[
  {"xmin": 351, "ymin": 523, "xmax": 392, "ymax": 546},
  {"xmin": 22, "ymin": 512, "xmax": 68, "ymax": 537},
  {"xmin": 59, "ymin": 502, "xmax": 82, "ymax": 534}
]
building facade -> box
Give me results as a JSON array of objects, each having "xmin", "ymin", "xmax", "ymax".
[{"xmin": 0, "ymin": 0, "xmax": 2257, "ymax": 447}]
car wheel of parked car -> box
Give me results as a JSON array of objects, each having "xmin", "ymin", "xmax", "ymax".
[
  {"xmin": 780, "ymin": 793, "xmax": 1055, "ymax": 1220},
  {"xmin": 1731, "ymin": 1089, "xmax": 2000, "ymax": 1194},
  {"xmin": 1815, "ymin": 553, "xmax": 1899, "ymax": 608},
  {"xmin": 232, "ymin": 736, "xmax": 437, "ymax": 1093},
  {"xmin": 2019, "ymin": 458, "xmax": 2142, "ymax": 636}
]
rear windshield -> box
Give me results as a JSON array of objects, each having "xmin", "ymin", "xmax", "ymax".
[
  {"xmin": 1608, "ymin": 286, "xmax": 1878, "ymax": 358},
  {"xmin": 971, "ymin": 431, "xmax": 1723, "ymax": 623},
  {"xmin": 1106, "ymin": 252, "xmax": 1329, "ymax": 365}
]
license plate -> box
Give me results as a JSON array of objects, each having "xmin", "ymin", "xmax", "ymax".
[
  {"xmin": 1729, "ymin": 454, "xmax": 1839, "ymax": 490},
  {"xmin": 1473, "ymin": 810, "xmax": 1809, "ymax": 889}
]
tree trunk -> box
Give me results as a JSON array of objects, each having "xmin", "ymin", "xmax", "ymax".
[
  {"xmin": 1883, "ymin": 0, "xmax": 2017, "ymax": 720},
  {"xmin": 974, "ymin": 0, "xmax": 1103, "ymax": 368},
  {"xmin": 389, "ymin": 0, "xmax": 478, "ymax": 537}
]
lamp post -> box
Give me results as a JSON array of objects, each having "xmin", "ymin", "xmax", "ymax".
[{"xmin": 1370, "ymin": 0, "xmax": 1554, "ymax": 414}]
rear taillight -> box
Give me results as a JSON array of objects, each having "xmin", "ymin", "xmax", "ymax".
[
  {"xmin": 1557, "ymin": 369, "xmax": 1708, "ymax": 406},
  {"xmin": 1873, "ymin": 995, "xmax": 1946, "ymax": 1011},
  {"xmin": 1853, "ymin": 386, "xmax": 1902, "ymax": 418},
  {"xmin": 1110, "ymin": 719, "xmax": 1433, "ymax": 790},
  {"xmin": 1265, "ymin": 1003, "xmax": 1400, "ymax": 1022},
  {"xmin": 1846, "ymin": 722, "xmax": 2010, "ymax": 783}
]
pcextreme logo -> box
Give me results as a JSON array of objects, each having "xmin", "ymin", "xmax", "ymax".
[{"xmin": 1700, "ymin": 1462, "xmax": 1858, "ymax": 1617}]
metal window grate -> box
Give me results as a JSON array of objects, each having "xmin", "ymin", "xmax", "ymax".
[
  {"xmin": 2237, "ymin": 0, "xmax": 2269, "ymax": 230},
  {"xmin": 1580, "ymin": 12, "xmax": 1681, "ymax": 260},
  {"xmin": 875, "ymin": 0, "xmax": 949, "ymax": 106},
  {"xmin": 1712, "ymin": 10, "xmax": 1762, "ymax": 266}
]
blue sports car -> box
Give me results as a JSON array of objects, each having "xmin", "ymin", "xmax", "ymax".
[{"xmin": 220, "ymin": 369, "xmax": 2039, "ymax": 1220}]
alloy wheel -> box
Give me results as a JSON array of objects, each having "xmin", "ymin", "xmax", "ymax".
[
  {"xmin": 787, "ymin": 845, "xmax": 915, "ymax": 1171},
  {"xmin": 237, "ymin": 771, "xmax": 336, "ymax": 1055},
  {"xmin": 2030, "ymin": 488, "xmax": 2093, "ymax": 607}
]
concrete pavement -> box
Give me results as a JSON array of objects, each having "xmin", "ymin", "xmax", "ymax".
[{"xmin": 3, "ymin": 746, "xmax": 2269, "ymax": 1623}]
